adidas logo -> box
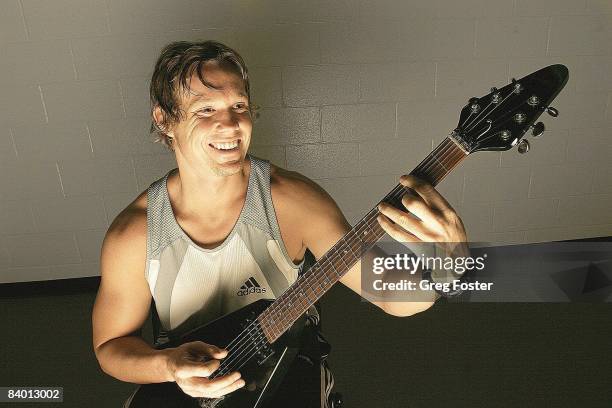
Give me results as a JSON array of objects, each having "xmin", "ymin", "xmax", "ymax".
[{"xmin": 237, "ymin": 277, "xmax": 267, "ymax": 296}]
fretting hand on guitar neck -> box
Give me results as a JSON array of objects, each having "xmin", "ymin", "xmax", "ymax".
[{"xmin": 92, "ymin": 39, "xmax": 569, "ymax": 408}]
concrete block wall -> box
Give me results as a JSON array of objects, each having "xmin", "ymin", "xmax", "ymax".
[{"xmin": 0, "ymin": 0, "xmax": 611, "ymax": 282}]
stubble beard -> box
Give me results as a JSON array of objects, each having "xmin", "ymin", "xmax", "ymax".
[{"xmin": 208, "ymin": 155, "xmax": 245, "ymax": 177}]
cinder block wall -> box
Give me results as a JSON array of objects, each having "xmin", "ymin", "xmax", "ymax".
[{"xmin": 1, "ymin": 0, "xmax": 611, "ymax": 283}]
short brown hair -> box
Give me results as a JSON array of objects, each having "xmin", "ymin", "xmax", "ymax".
[{"xmin": 149, "ymin": 40, "xmax": 252, "ymax": 147}]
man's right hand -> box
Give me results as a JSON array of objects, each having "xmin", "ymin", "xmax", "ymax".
[{"xmin": 164, "ymin": 341, "xmax": 245, "ymax": 398}]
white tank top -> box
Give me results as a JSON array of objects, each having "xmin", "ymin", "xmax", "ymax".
[{"xmin": 145, "ymin": 155, "xmax": 304, "ymax": 345}]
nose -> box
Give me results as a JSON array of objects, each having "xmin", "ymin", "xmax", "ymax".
[{"xmin": 215, "ymin": 109, "xmax": 240, "ymax": 132}]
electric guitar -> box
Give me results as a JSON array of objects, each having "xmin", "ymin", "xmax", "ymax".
[{"xmin": 127, "ymin": 64, "xmax": 569, "ymax": 408}]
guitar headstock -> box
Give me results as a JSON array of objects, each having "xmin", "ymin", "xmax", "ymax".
[{"xmin": 451, "ymin": 64, "xmax": 569, "ymax": 153}]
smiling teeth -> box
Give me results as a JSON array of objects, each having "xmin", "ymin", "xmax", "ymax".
[{"xmin": 211, "ymin": 141, "xmax": 238, "ymax": 150}]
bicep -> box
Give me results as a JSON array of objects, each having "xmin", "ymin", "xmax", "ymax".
[{"xmin": 92, "ymin": 223, "xmax": 152, "ymax": 353}]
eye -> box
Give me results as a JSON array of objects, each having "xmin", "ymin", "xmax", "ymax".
[
  {"xmin": 196, "ymin": 107, "xmax": 215, "ymax": 116},
  {"xmin": 234, "ymin": 103, "xmax": 249, "ymax": 112}
]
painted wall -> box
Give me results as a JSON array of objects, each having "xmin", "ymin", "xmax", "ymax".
[{"xmin": 1, "ymin": 0, "xmax": 611, "ymax": 282}]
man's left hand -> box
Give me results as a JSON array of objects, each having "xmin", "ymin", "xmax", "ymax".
[{"xmin": 377, "ymin": 175, "xmax": 467, "ymax": 245}]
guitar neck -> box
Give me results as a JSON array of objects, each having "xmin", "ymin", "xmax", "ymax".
[{"xmin": 259, "ymin": 136, "xmax": 468, "ymax": 342}]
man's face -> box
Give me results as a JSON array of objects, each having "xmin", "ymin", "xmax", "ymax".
[{"xmin": 168, "ymin": 61, "xmax": 252, "ymax": 177}]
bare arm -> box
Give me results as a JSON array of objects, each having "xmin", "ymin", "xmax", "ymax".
[
  {"xmin": 92, "ymin": 206, "xmax": 171, "ymax": 384},
  {"xmin": 92, "ymin": 205, "xmax": 245, "ymax": 397},
  {"xmin": 273, "ymin": 171, "xmax": 438, "ymax": 317}
]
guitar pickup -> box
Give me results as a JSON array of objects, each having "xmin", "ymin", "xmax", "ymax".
[{"xmin": 255, "ymin": 345, "xmax": 275, "ymax": 365}]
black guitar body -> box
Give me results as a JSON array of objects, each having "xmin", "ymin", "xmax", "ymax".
[{"xmin": 127, "ymin": 299, "xmax": 319, "ymax": 408}]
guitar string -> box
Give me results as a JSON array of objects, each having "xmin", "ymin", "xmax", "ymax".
[
  {"xmin": 212, "ymin": 140, "xmax": 466, "ymax": 378},
  {"xmin": 463, "ymin": 88, "xmax": 515, "ymax": 135},
  {"xmin": 211, "ymin": 139, "xmax": 467, "ymax": 378},
  {"xmin": 248, "ymin": 136, "xmax": 464, "ymax": 344},
  {"xmin": 199, "ymin": 140, "xmax": 465, "ymax": 358},
  {"xmin": 213, "ymin": 170, "xmax": 467, "ymax": 379},
  {"xmin": 211, "ymin": 139, "xmax": 466, "ymax": 378},
  {"xmin": 217, "ymin": 81, "xmax": 546, "ymax": 376},
  {"xmin": 212, "ymin": 146, "xmax": 466, "ymax": 379},
  {"xmin": 473, "ymin": 104, "xmax": 527, "ymax": 147},
  {"xmin": 214, "ymin": 151, "xmax": 467, "ymax": 379},
  {"xmin": 241, "ymin": 138, "xmax": 462, "ymax": 343},
  {"xmin": 462, "ymin": 84, "xmax": 517, "ymax": 131},
  {"xmin": 210, "ymin": 139, "xmax": 459, "ymax": 368},
  {"xmin": 461, "ymin": 96, "xmax": 495, "ymax": 132}
]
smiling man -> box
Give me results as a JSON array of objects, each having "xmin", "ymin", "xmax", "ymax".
[{"xmin": 92, "ymin": 41, "xmax": 467, "ymax": 407}]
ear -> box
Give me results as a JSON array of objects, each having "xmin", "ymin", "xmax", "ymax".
[{"xmin": 153, "ymin": 106, "xmax": 174, "ymax": 138}]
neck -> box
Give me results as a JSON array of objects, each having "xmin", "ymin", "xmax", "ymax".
[{"xmin": 171, "ymin": 155, "xmax": 251, "ymax": 217}]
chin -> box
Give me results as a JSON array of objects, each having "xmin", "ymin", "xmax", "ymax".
[{"xmin": 211, "ymin": 157, "xmax": 245, "ymax": 176}]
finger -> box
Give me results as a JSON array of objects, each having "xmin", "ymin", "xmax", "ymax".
[
  {"xmin": 400, "ymin": 193, "xmax": 440, "ymax": 226},
  {"xmin": 207, "ymin": 376, "xmax": 246, "ymax": 398},
  {"xmin": 176, "ymin": 359, "xmax": 221, "ymax": 379},
  {"xmin": 193, "ymin": 371, "xmax": 243, "ymax": 396},
  {"xmin": 188, "ymin": 342, "xmax": 228, "ymax": 358},
  {"xmin": 209, "ymin": 349, "xmax": 228, "ymax": 359},
  {"xmin": 377, "ymin": 214, "xmax": 420, "ymax": 243},
  {"xmin": 399, "ymin": 175, "xmax": 452, "ymax": 212},
  {"xmin": 378, "ymin": 203, "xmax": 428, "ymax": 239}
]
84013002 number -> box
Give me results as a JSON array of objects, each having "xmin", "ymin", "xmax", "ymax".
[{"xmin": 1, "ymin": 387, "xmax": 63, "ymax": 402}]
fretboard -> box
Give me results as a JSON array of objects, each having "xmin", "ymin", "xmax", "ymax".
[{"xmin": 258, "ymin": 136, "xmax": 468, "ymax": 342}]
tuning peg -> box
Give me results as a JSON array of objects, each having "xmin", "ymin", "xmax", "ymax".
[
  {"xmin": 517, "ymin": 139, "xmax": 530, "ymax": 154},
  {"xmin": 531, "ymin": 122, "xmax": 545, "ymax": 137},
  {"xmin": 467, "ymin": 97, "xmax": 481, "ymax": 113},
  {"xmin": 511, "ymin": 78, "xmax": 523, "ymax": 94},
  {"xmin": 545, "ymin": 106, "xmax": 559, "ymax": 117},
  {"xmin": 527, "ymin": 95, "xmax": 540, "ymax": 106}
]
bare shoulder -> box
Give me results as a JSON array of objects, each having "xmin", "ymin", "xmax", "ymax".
[
  {"xmin": 102, "ymin": 190, "xmax": 148, "ymax": 260},
  {"xmin": 268, "ymin": 164, "xmax": 351, "ymax": 264},
  {"xmin": 270, "ymin": 164, "xmax": 348, "ymax": 226},
  {"xmin": 106, "ymin": 192, "xmax": 147, "ymax": 239},
  {"xmin": 271, "ymin": 164, "xmax": 335, "ymax": 213}
]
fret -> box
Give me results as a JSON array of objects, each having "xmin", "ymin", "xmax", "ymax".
[
  {"xmin": 323, "ymin": 268, "xmax": 332, "ymax": 288},
  {"xmin": 337, "ymin": 249, "xmax": 352, "ymax": 272},
  {"xmin": 319, "ymin": 266, "xmax": 331, "ymax": 287},
  {"xmin": 296, "ymin": 287, "xmax": 306, "ymax": 304},
  {"xmin": 411, "ymin": 138, "xmax": 466, "ymax": 187},
  {"xmin": 271, "ymin": 321, "xmax": 280, "ymax": 339},
  {"xmin": 313, "ymin": 277, "xmax": 325, "ymax": 293},
  {"xmin": 337, "ymin": 238, "xmax": 356, "ymax": 265},
  {"xmin": 270, "ymin": 300, "xmax": 287, "ymax": 327},
  {"xmin": 305, "ymin": 282, "xmax": 317, "ymax": 302},
  {"xmin": 348, "ymin": 235, "xmax": 362, "ymax": 259},
  {"xmin": 315, "ymin": 274, "xmax": 327, "ymax": 291},
  {"xmin": 329, "ymin": 256, "xmax": 343, "ymax": 278},
  {"xmin": 330, "ymin": 253, "xmax": 345, "ymax": 276},
  {"xmin": 433, "ymin": 154, "xmax": 449, "ymax": 173},
  {"xmin": 297, "ymin": 290, "xmax": 310, "ymax": 308},
  {"xmin": 260, "ymin": 313, "xmax": 279, "ymax": 341},
  {"xmin": 287, "ymin": 305, "xmax": 298, "ymax": 322}
]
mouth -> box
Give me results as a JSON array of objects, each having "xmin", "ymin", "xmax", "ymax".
[{"xmin": 209, "ymin": 139, "xmax": 241, "ymax": 153}]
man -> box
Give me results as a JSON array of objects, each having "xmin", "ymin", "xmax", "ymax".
[{"xmin": 92, "ymin": 41, "xmax": 467, "ymax": 405}]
